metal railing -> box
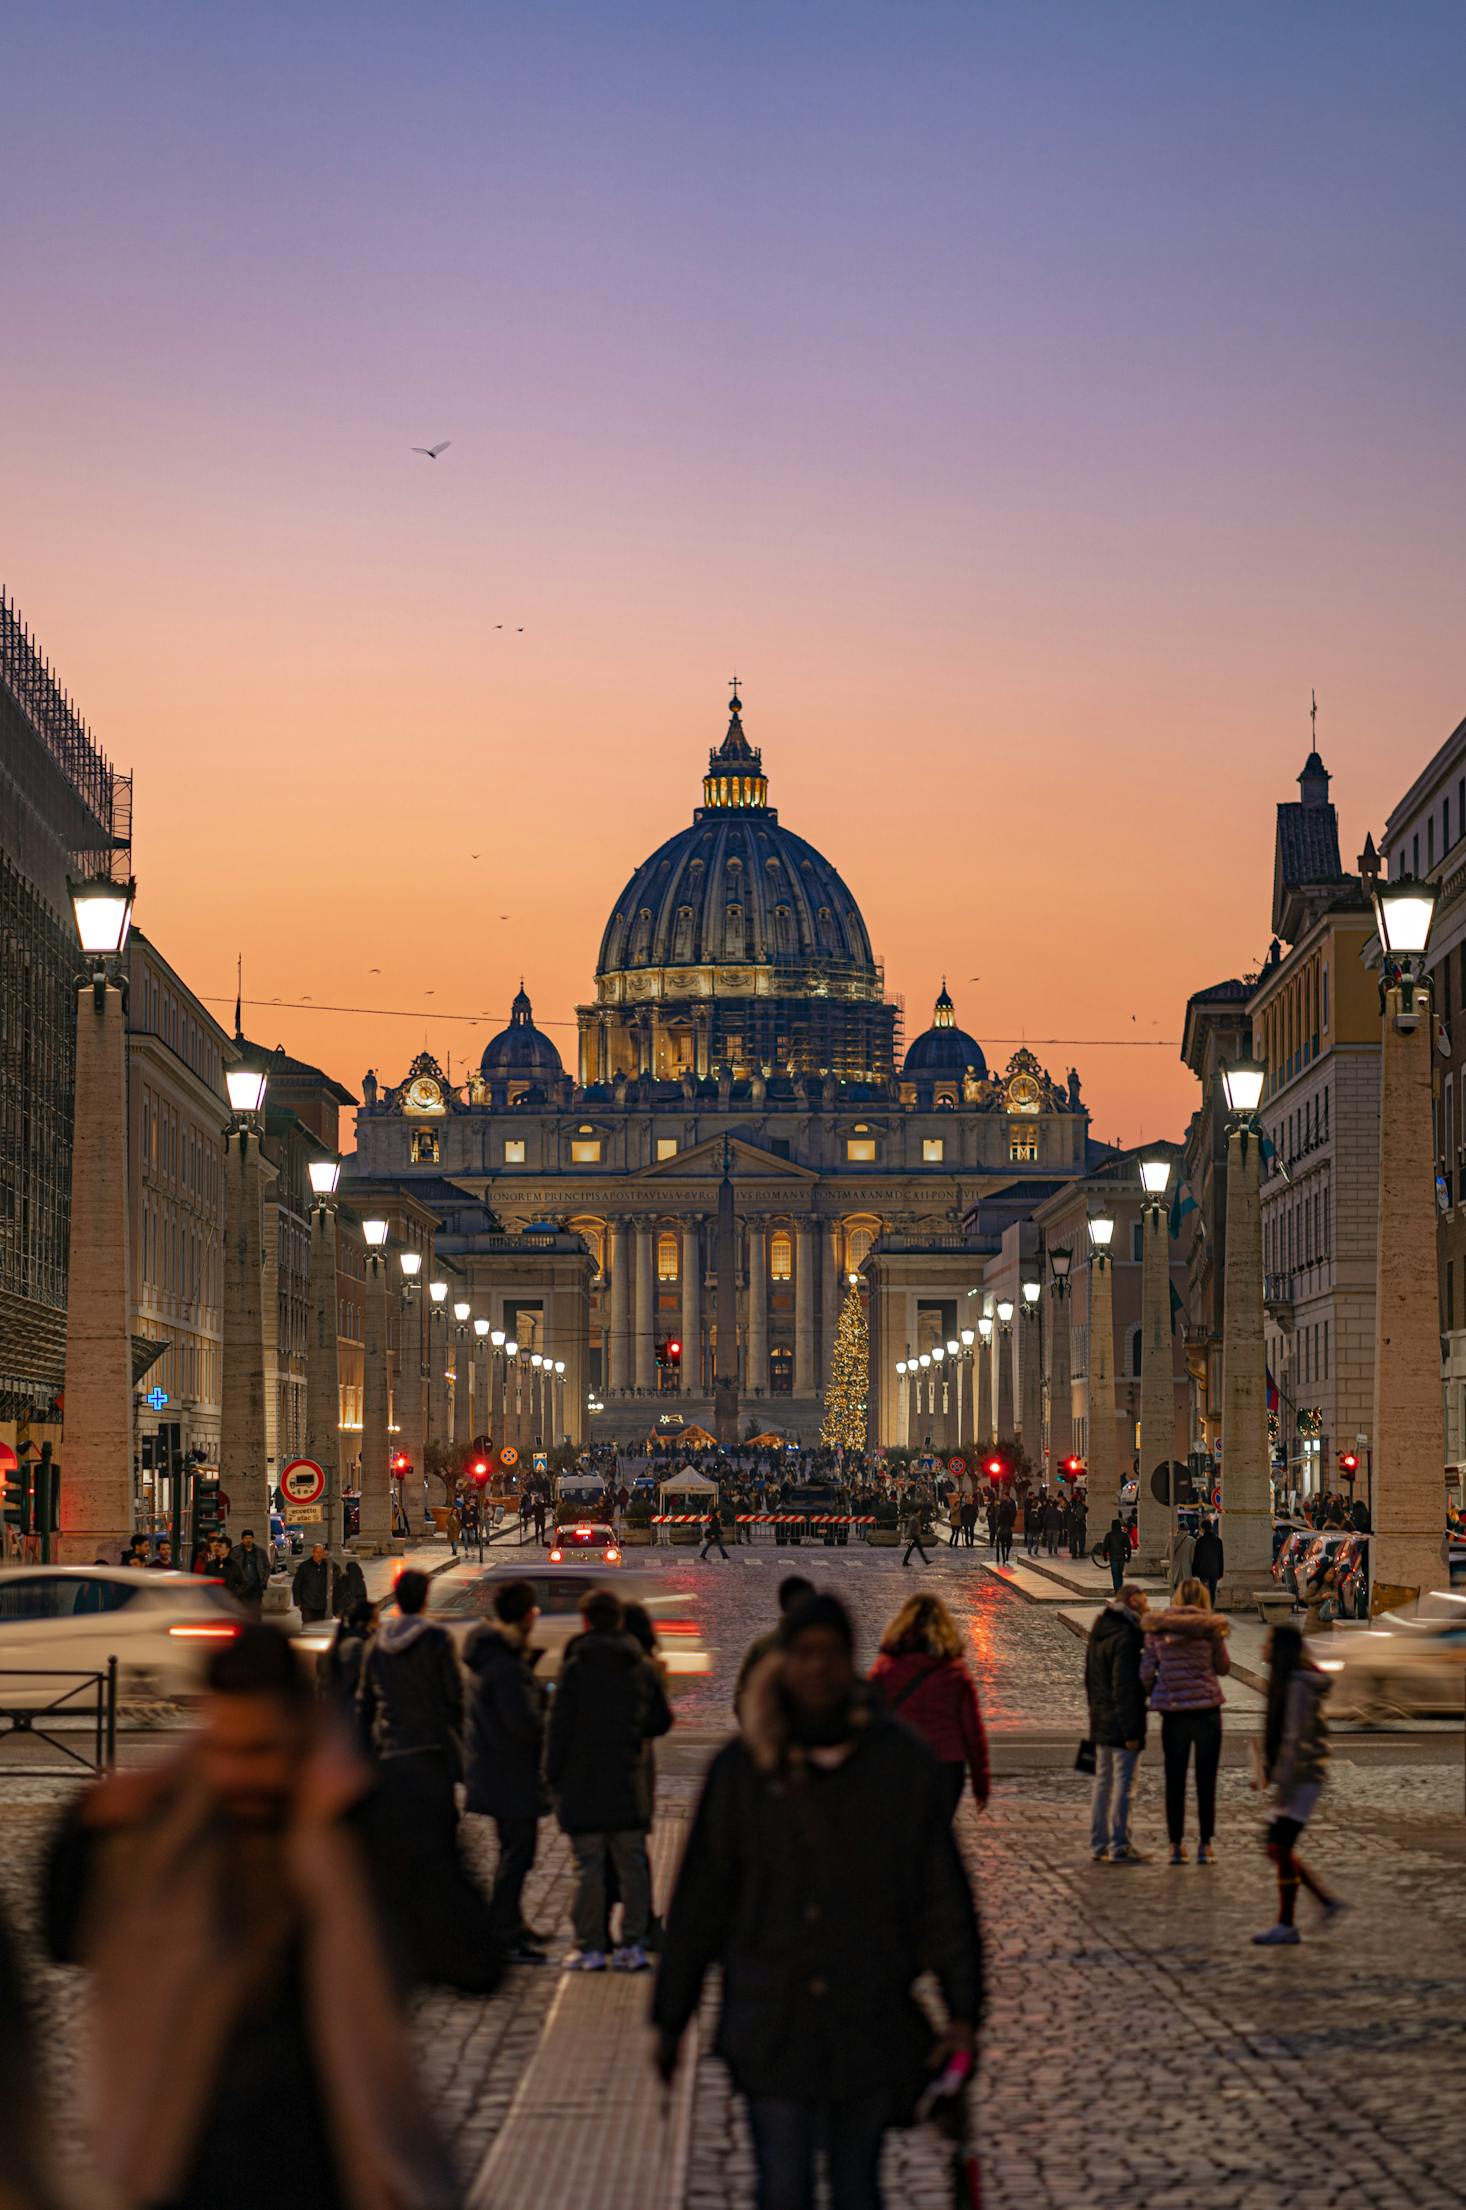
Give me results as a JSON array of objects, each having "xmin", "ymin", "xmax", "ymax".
[{"xmin": 0, "ymin": 1658, "xmax": 118, "ymax": 1777}]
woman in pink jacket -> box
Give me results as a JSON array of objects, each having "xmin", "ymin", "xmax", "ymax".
[
  {"xmin": 870, "ymin": 1593, "xmax": 991, "ymax": 1817},
  {"xmin": 1140, "ymin": 1577, "xmax": 1231, "ymax": 1864}
]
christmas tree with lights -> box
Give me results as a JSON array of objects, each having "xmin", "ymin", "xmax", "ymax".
[{"xmin": 820, "ymin": 1281, "xmax": 869, "ymax": 1450}]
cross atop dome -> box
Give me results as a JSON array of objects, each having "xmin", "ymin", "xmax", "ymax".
[{"xmin": 705, "ymin": 679, "xmax": 768, "ymax": 807}]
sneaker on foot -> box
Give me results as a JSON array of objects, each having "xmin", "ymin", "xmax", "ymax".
[
  {"xmin": 562, "ymin": 1948, "xmax": 607, "ymax": 1973},
  {"xmin": 611, "ymin": 1942, "xmax": 650, "ymax": 1973},
  {"xmin": 1320, "ymin": 1897, "xmax": 1349, "ymax": 1923},
  {"xmin": 1169, "ymin": 1845, "xmax": 1189, "ymax": 1865},
  {"xmin": 1252, "ymin": 1924, "xmax": 1300, "ymax": 1946},
  {"xmin": 1090, "ymin": 1847, "xmax": 1109, "ymax": 1863},
  {"xmin": 1196, "ymin": 1842, "xmax": 1217, "ymax": 1865},
  {"xmin": 507, "ymin": 1945, "xmax": 550, "ymax": 1966},
  {"xmin": 1110, "ymin": 1845, "xmax": 1153, "ymax": 1864}
]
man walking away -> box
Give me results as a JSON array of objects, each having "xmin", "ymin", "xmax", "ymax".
[
  {"xmin": 1192, "ymin": 1517, "xmax": 1224, "ymax": 1606},
  {"xmin": 222, "ymin": 1528, "xmax": 269, "ymax": 1617},
  {"xmin": 464, "ymin": 1579, "xmax": 551, "ymax": 1964},
  {"xmin": 549, "ymin": 1588, "xmax": 671, "ymax": 1973},
  {"xmin": 357, "ymin": 1569, "xmax": 465, "ymax": 1867},
  {"xmin": 733, "ymin": 1574, "xmax": 815, "ymax": 1717},
  {"xmin": 291, "ymin": 1542, "xmax": 335, "ymax": 1625},
  {"xmin": 1103, "ymin": 1514, "xmax": 1129, "ymax": 1595},
  {"xmin": 995, "ymin": 1492, "xmax": 1016, "ymax": 1566},
  {"xmin": 654, "ymin": 1593, "xmax": 982, "ymax": 2210},
  {"xmin": 1169, "ymin": 1517, "xmax": 1197, "ymax": 1591},
  {"xmin": 1085, "ymin": 1585, "xmax": 1151, "ymax": 1863},
  {"xmin": 902, "ymin": 1493, "xmax": 932, "ymax": 1568},
  {"xmin": 1024, "ymin": 1491, "xmax": 1043, "ymax": 1558},
  {"xmin": 700, "ymin": 1505, "xmax": 730, "ymax": 1561},
  {"xmin": 1043, "ymin": 1495, "xmax": 1064, "ymax": 1557}
]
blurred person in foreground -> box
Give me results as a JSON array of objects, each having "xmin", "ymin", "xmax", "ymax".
[
  {"xmin": 733, "ymin": 1573, "xmax": 815, "ymax": 1717},
  {"xmin": 44, "ymin": 1625, "xmax": 500, "ymax": 2210},
  {"xmin": 0, "ymin": 1900, "xmax": 60, "ymax": 2210},
  {"xmin": 1253, "ymin": 1622, "xmax": 1343, "ymax": 1945},
  {"xmin": 870, "ymin": 1593, "xmax": 990, "ymax": 1819},
  {"xmin": 654, "ymin": 1592, "xmax": 981, "ymax": 2210}
]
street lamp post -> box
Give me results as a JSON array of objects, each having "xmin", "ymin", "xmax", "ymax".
[
  {"xmin": 427, "ymin": 1279, "xmax": 449, "ymax": 1485},
  {"xmin": 1046, "ymin": 1247, "xmax": 1073, "ymax": 1481},
  {"xmin": 490, "ymin": 1328, "xmax": 507, "ymax": 1451},
  {"xmin": 452, "ymin": 1302, "xmax": 471, "ymax": 1451},
  {"xmin": 1019, "ymin": 1279, "xmax": 1043, "ymax": 1459},
  {"xmin": 958, "ymin": 1328, "xmax": 976, "ymax": 1452},
  {"xmin": 473, "ymin": 1319, "xmax": 491, "ymax": 1449},
  {"xmin": 398, "ymin": 1250, "xmax": 424, "ymax": 1534},
  {"xmin": 895, "ymin": 1358, "xmax": 910, "ymax": 1452},
  {"xmin": 1086, "ymin": 1207, "xmax": 1119, "ymax": 1531},
  {"xmin": 1220, "ymin": 1057, "xmax": 1272, "ymax": 1594},
  {"xmin": 931, "ymin": 1343, "xmax": 949, "ymax": 1453},
  {"xmin": 304, "ymin": 1158, "xmax": 342, "ymax": 1557},
  {"xmin": 220, "ymin": 1047, "xmax": 273, "ymax": 1546},
  {"xmin": 1369, "ymin": 871, "xmax": 1447, "ymax": 1601},
  {"xmin": 358, "ymin": 1218, "xmax": 392, "ymax": 1551},
  {"xmin": 505, "ymin": 1339, "xmax": 521, "ymax": 1455},
  {"xmin": 995, "ymin": 1298, "xmax": 1015, "ymax": 1439},
  {"xmin": 977, "ymin": 1311, "xmax": 995, "ymax": 1443},
  {"xmin": 60, "ymin": 873, "xmax": 136, "ymax": 1560},
  {"xmin": 1137, "ymin": 1156, "xmax": 1174, "ymax": 1574},
  {"xmin": 554, "ymin": 1359, "xmax": 566, "ymax": 1446}
]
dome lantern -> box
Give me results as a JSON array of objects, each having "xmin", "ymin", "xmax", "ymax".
[{"xmin": 703, "ymin": 679, "xmax": 768, "ymax": 811}]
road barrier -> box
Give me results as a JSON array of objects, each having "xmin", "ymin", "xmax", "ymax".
[{"xmin": 0, "ymin": 1657, "xmax": 118, "ymax": 1778}]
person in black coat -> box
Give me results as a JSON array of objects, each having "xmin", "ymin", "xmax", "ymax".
[
  {"xmin": 1084, "ymin": 1587, "xmax": 1150, "ymax": 1863},
  {"xmin": 291, "ymin": 1543, "xmax": 336, "ymax": 1625},
  {"xmin": 1192, "ymin": 1519, "xmax": 1225, "ymax": 1604},
  {"xmin": 547, "ymin": 1587, "xmax": 672, "ymax": 1972},
  {"xmin": 653, "ymin": 1592, "xmax": 981, "ymax": 2210},
  {"xmin": 464, "ymin": 1579, "xmax": 550, "ymax": 1961},
  {"xmin": 222, "ymin": 1530, "xmax": 269, "ymax": 1615},
  {"xmin": 332, "ymin": 1553, "xmax": 368, "ymax": 1619},
  {"xmin": 356, "ymin": 1569, "xmax": 464, "ymax": 1866}
]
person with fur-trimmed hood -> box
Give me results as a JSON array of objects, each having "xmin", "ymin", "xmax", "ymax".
[
  {"xmin": 1084, "ymin": 1585, "xmax": 1150, "ymax": 1863},
  {"xmin": 653, "ymin": 1592, "xmax": 981, "ymax": 2210},
  {"xmin": 1140, "ymin": 1577, "xmax": 1230, "ymax": 1865}
]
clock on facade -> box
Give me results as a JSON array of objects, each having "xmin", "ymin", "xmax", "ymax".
[
  {"xmin": 1006, "ymin": 1073, "xmax": 1042, "ymax": 1113},
  {"xmin": 406, "ymin": 1076, "xmax": 444, "ymax": 1113}
]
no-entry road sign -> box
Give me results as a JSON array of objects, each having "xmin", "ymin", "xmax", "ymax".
[{"xmin": 280, "ymin": 1457, "xmax": 326, "ymax": 1509}]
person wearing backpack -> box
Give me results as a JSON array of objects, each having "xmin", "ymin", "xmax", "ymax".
[{"xmin": 870, "ymin": 1593, "xmax": 990, "ymax": 1817}]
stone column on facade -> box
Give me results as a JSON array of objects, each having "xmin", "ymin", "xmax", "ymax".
[
  {"xmin": 820, "ymin": 1221, "xmax": 840, "ymax": 1394},
  {"xmin": 428, "ymin": 1299, "xmax": 448, "ymax": 1470},
  {"xmin": 1220, "ymin": 1124, "xmax": 1272, "ymax": 1590},
  {"xmin": 1372, "ymin": 982, "xmax": 1448, "ymax": 1599},
  {"xmin": 680, "ymin": 1218, "xmax": 702, "ymax": 1393},
  {"xmin": 1086, "ymin": 1250, "xmax": 1120, "ymax": 1529},
  {"xmin": 398, "ymin": 1280, "xmax": 425, "ymax": 1523},
  {"xmin": 633, "ymin": 1217, "xmax": 656, "ymax": 1394},
  {"xmin": 1046, "ymin": 1287, "xmax": 1073, "ymax": 1478},
  {"xmin": 977, "ymin": 1317, "xmax": 994, "ymax": 1444},
  {"xmin": 220, "ymin": 1126, "xmax": 271, "ymax": 1541},
  {"xmin": 358, "ymin": 1251, "xmax": 392, "ymax": 1551},
  {"xmin": 261, "ymin": 1195, "xmax": 283, "ymax": 1490},
  {"xmin": 608, "ymin": 1220, "xmax": 630, "ymax": 1393},
  {"xmin": 996, "ymin": 1320, "xmax": 1015, "ymax": 1439},
  {"xmin": 58, "ymin": 978, "xmax": 134, "ymax": 1561},
  {"xmin": 794, "ymin": 1221, "xmax": 816, "ymax": 1398},
  {"xmin": 746, "ymin": 1221, "xmax": 768, "ymax": 1397},
  {"xmin": 1137, "ymin": 1198, "xmax": 1175, "ymax": 1573},
  {"xmin": 303, "ymin": 1196, "xmax": 340, "ymax": 1553}
]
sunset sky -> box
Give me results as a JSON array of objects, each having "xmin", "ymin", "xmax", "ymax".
[{"xmin": 7, "ymin": 2, "xmax": 1466, "ymax": 1148}]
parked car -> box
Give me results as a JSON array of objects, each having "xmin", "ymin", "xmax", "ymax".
[
  {"xmin": 548, "ymin": 1522, "xmax": 622, "ymax": 1564},
  {"xmin": 0, "ymin": 1566, "xmax": 245, "ymax": 1706},
  {"xmin": 337, "ymin": 1561, "xmax": 710, "ymax": 1690},
  {"xmin": 1317, "ymin": 1596, "xmax": 1466, "ymax": 1718}
]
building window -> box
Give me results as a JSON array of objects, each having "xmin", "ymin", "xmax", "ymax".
[
  {"xmin": 656, "ymin": 1137, "xmax": 678, "ymax": 1161},
  {"xmin": 570, "ymin": 1139, "xmax": 602, "ymax": 1164},
  {"xmin": 503, "ymin": 1139, "xmax": 526, "ymax": 1165},
  {"xmin": 411, "ymin": 1128, "xmax": 440, "ymax": 1164},
  {"xmin": 846, "ymin": 1138, "xmax": 877, "ymax": 1163},
  {"xmin": 1009, "ymin": 1128, "xmax": 1038, "ymax": 1163},
  {"xmin": 769, "ymin": 1345, "xmax": 793, "ymax": 1395},
  {"xmin": 922, "ymin": 1137, "xmax": 945, "ymax": 1162},
  {"xmin": 846, "ymin": 1224, "xmax": 875, "ymax": 1271},
  {"xmin": 1131, "ymin": 1221, "xmax": 1145, "ymax": 1263},
  {"xmin": 769, "ymin": 1230, "xmax": 793, "ymax": 1280},
  {"xmin": 657, "ymin": 1232, "xmax": 679, "ymax": 1281}
]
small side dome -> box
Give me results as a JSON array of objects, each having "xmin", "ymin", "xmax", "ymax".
[
  {"xmin": 904, "ymin": 981, "xmax": 987, "ymax": 1079},
  {"xmin": 481, "ymin": 982, "xmax": 564, "ymax": 1080}
]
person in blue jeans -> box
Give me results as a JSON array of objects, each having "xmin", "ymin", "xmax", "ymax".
[{"xmin": 1084, "ymin": 1584, "xmax": 1151, "ymax": 1863}]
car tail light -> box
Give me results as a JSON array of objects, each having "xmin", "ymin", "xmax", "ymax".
[
  {"xmin": 655, "ymin": 1617, "xmax": 698, "ymax": 1635},
  {"xmin": 168, "ymin": 1623, "xmax": 242, "ymax": 1641},
  {"xmin": 549, "ymin": 1549, "xmax": 563, "ymax": 1562},
  {"xmin": 605, "ymin": 1548, "xmax": 621, "ymax": 1563}
]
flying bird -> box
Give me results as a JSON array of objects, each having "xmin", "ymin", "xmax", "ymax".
[
  {"xmin": 369, "ymin": 967, "xmax": 381, "ymax": 973},
  {"xmin": 412, "ymin": 441, "xmax": 451, "ymax": 459},
  {"xmin": 495, "ymin": 624, "xmax": 503, "ymax": 630},
  {"xmin": 499, "ymin": 913, "xmax": 511, "ymax": 920},
  {"xmin": 470, "ymin": 852, "xmax": 481, "ymax": 860},
  {"xmin": 425, "ymin": 990, "xmax": 436, "ymax": 996}
]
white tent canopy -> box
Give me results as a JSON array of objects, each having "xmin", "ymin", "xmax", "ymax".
[{"xmin": 658, "ymin": 1470, "xmax": 720, "ymax": 1502}]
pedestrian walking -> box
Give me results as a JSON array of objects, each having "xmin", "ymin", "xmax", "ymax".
[
  {"xmin": 332, "ymin": 1551, "xmax": 368, "ymax": 1619},
  {"xmin": 1141, "ymin": 1577, "xmax": 1230, "ymax": 1864},
  {"xmin": 1168, "ymin": 1518, "xmax": 1197, "ymax": 1589},
  {"xmin": 902, "ymin": 1494, "xmax": 933, "ymax": 1567},
  {"xmin": 1043, "ymin": 1496, "xmax": 1063, "ymax": 1556},
  {"xmin": 1192, "ymin": 1517, "xmax": 1224, "ymax": 1605},
  {"xmin": 995, "ymin": 1493, "xmax": 1016, "ymax": 1566},
  {"xmin": 870, "ymin": 1593, "xmax": 990, "ymax": 1817},
  {"xmin": 221, "ymin": 1528, "xmax": 269, "ymax": 1616},
  {"xmin": 356, "ymin": 1569, "xmax": 466, "ymax": 1864},
  {"xmin": 291, "ymin": 1541, "xmax": 336, "ymax": 1625},
  {"xmin": 464, "ymin": 1579, "xmax": 551, "ymax": 1964},
  {"xmin": 653, "ymin": 1593, "xmax": 982, "ymax": 2210},
  {"xmin": 1084, "ymin": 1584, "xmax": 1150, "ymax": 1863},
  {"xmin": 446, "ymin": 1502, "xmax": 461, "ymax": 1557},
  {"xmin": 43, "ymin": 1625, "xmax": 497, "ymax": 2210},
  {"xmin": 1253, "ymin": 1623, "xmax": 1343, "ymax": 1945},
  {"xmin": 1102, "ymin": 1513, "xmax": 1129, "ymax": 1595},
  {"xmin": 531, "ymin": 1495, "xmax": 547, "ymax": 1545},
  {"xmin": 548, "ymin": 1587, "xmax": 671, "ymax": 1972},
  {"xmin": 1024, "ymin": 1491, "xmax": 1043, "ymax": 1557},
  {"xmin": 699, "ymin": 1505, "xmax": 730, "ymax": 1561},
  {"xmin": 319, "ymin": 1598, "xmax": 377, "ymax": 1719}
]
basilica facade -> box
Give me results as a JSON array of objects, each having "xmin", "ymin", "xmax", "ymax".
[{"xmin": 352, "ymin": 693, "xmax": 1097, "ymax": 1443}]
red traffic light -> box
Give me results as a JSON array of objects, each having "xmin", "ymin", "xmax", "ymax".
[
  {"xmin": 391, "ymin": 1453, "xmax": 410, "ymax": 1473},
  {"xmin": 667, "ymin": 1338, "xmax": 682, "ymax": 1363},
  {"xmin": 472, "ymin": 1459, "xmax": 490, "ymax": 1485},
  {"xmin": 1338, "ymin": 1452, "xmax": 1359, "ymax": 1474},
  {"xmin": 986, "ymin": 1456, "xmax": 1006, "ymax": 1479}
]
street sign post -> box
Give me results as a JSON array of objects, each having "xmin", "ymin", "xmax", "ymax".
[{"xmin": 280, "ymin": 1457, "xmax": 326, "ymax": 1509}]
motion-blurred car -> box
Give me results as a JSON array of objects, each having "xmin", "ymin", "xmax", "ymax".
[
  {"xmin": 0, "ymin": 1566, "xmax": 244, "ymax": 1705},
  {"xmin": 1317, "ymin": 1596, "xmax": 1466, "ymax": 1717},
  {"xmin": 1272, "ymin": 1532, "xmax": 1313, "ymax": 1593},
  {"xmin": 338, "ymin": 1562, "xmax": 710, "ymax": 1690},
  {"xmin": 548, "ymin": 1522, "xmax": 621, "ymax": 1564}
]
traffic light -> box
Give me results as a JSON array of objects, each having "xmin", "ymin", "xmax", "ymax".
[
  {"xmin": 1061, "ymin": 1455, "xmax": 1085, "ymax": 1482},
  {"xmin": 985, "ymin": 1454, "xmax": 1008, "ymax": 1481},
  {"xmin": 1338, "ymin": 1451, "xmax": 1359, "ymax": 1479},
  {"xmin": 391, "ymin": 1452, "xmax": 411, "ymax": 1476},
  {"xmin": 2, "ymin": 1453, "xmax": 31, "ymax": 1534},
  {"xmin": 471, "ymin": 1458, "xmax": 491, "ymax": 1486},
  {"xmin": 666, "ymin": 1338, "xmax": 682, "ymax": 1367},
  {"xmin": 32, "ymin": 1443, "xmax": 59, "ymax": 1540}
]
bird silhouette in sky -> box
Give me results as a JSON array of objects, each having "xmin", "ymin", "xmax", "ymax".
[
  {"xmin": 425, "ymin": 990, "xmax": 435, "ymax": 996},
  {"xmin": 968, "ymin": 975, "xmax": 981, "ymax": 982},
  {"xmin": 369, "ymin": 967, "xmax": 381, "ymax": 974},
  {"xmin": 470, "ymin": 853, "xmax": 481, "ymax": 860},
  {"xmin": 499, "ymin": 913, "xmax": 511, "ymax": 920},
  {"xmin": 412, "ymin": 441, "xmax": 451, "ymax": 459}
]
